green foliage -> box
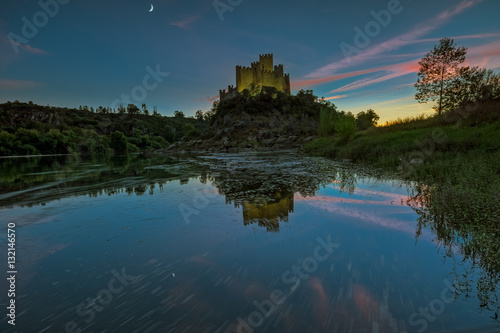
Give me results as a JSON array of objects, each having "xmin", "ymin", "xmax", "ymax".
[
  {"xmin": 334, "ymin": 112, "xmax": 357, "ymax": 140},
  {"xmin": 356, "ymin": 109, "xmax": 380, "ymax": 130},
  {"xmin": 183, "ymin": 123, "xmax": 199, "ymax": 139},
  {"xmin": 163, "ymin": 125, "xmax": 175, "ymax": 142},
  {"xmin": 0, "ymin": 101, "xmax": 209, "ymax": 156},
  {"xmin": 318, "ymin": 104, "xmax": 338, "ymax": 137},
  {"xmin": 109, "ymin": 131, "xmax": 129, "ymax": 153},
  {"xmin": 211, "ymin": 88, "xmax": 323, "ymax": 124}
]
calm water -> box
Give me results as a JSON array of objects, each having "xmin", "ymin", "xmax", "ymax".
[{"xmin": 0, "ymin": 152, "xmax": 498, "ymax": 333}]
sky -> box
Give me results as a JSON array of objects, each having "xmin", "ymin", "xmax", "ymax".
[{"xmin": 1, "ymin": 0, "xmax": 499, "ymax": 122}]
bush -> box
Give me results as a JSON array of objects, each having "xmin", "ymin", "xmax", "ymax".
[
  {"xmin": 318, "ymin": 106, "xmax": 338, "ymax": 137},
  {"xmin": 335, "ymin": 112, "xmax": 357, "ymax": 140},
  {"xmin": 110, "ymin": 131, "xmax": 128, "ymax": 153}
]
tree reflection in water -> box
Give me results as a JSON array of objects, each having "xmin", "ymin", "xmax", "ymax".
[{"xmin": 409, "ymin": 182, "xmax": 500, "ymax": 322}]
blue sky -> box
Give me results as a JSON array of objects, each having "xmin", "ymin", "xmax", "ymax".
[{"xmin": 1, "ymin": 0, "xmax": 499, "ymax": 122}]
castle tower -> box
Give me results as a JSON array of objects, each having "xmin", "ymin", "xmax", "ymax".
[
  {"xmin": 259, "ymin": 54, "xmax": 274, "ymax": 71},
  {"xmin": 222, "ymin": 53, "xmax": 290, "ymax": 99}
]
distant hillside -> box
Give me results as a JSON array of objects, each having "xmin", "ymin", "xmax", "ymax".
[{"xmin": 0, "ymin": 101, "xmax": 208, "ymax": 156}]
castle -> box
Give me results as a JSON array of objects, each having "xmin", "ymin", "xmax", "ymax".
[{"xmin": 219, "ymin": 54, "xmax": 291, "ymax": 100}]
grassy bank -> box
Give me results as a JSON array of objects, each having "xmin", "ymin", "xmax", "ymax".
[{"xmin": 303, "ymin": 99, "xmax": 500, "ymax": 180}]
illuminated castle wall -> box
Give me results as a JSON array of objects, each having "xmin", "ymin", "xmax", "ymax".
[{"xmin": 219, "ymin": 54, "xmax": 291, "ymax": 100}]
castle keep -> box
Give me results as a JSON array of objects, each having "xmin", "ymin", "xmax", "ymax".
[{"xmin": 220, "ymin": 54, "xmax": 291, "ymax": 100}]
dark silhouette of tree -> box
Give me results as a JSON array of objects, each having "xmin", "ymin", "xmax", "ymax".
[
  {"xmin": 117, "ymin": 104, "xmax": 126, "ymax": 114},
  {"xmin": 174, "ymin": 110, "xmax": 185, "ymax": 118},
  {"xmin": 356, "ymin": 109, "xmax": 380, "ymax": 130},
  {"xmin": 195, "ymin": 110, "xmax": 204, "ymax": 120},
  {"xmin": 449, "ymin": 66, "xmax": 500, "ymax": 107},
  {"xmin": 127, "ymin": 104, "xmax": 140, "ymax": 115},
  {"xmin": 142, "ymin": 103, "xmax": 149, "ymax": 115},
  {"xmin": 415, "ymin": 37, "xmax": 467, "ymax": 115}
]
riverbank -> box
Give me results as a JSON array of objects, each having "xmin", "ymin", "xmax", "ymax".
[{"xmin": 303, "ymin": 110, "xmax": 500, "ymax": 292}]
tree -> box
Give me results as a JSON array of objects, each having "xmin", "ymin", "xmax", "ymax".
[
  {"xmin": 356, "ymin": 109, "xmax": 380, "ymax": 130},
  {"xmin": 117, "ymin": 104, "xmax": 126, "ymax": 114},
  {"xmin": 318, "ymin": 103, "xmax": 338, "ymax": 137},
  {"xmin": 195, "ymin": 110, "xmax": 204, "ymax": 121},
  {"xmin": 127, "ymin": 104, "xmax": 140, "ymax": 115},
  {"xmin": 415, "ymin": 37, "xmax": 467, "ymax": 115},
  {"xmin": 142, "ymin": 103, "xmax": 149, "ymax": 115},
  {"xmin": 174, "ymin": 110, "xmax": 185, "ymax": 118},
  {"xmin": 334, "ymin": 112, "xmax": 357, "ymax": 140},
  {"xmin": 449, "ymin": 66, "xmax": 500, "ymax": 107}
]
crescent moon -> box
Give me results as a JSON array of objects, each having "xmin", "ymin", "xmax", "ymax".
[{"xmin": 149, "ymin": 4, "xmax": 154, "ymax": 12}]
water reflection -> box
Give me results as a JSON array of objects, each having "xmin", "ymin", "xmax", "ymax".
[
  {"xmin": 0, "ymin": 152, "xmax": 361, "ymax": 232},
  {"xmin": 409, "ymin": 183, "xmax": 500, "ymax": 322},
  {"xmin": 1, "ymin": 152, "xmax": 499, "ymax": 331}
]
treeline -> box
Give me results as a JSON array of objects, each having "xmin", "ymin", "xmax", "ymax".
[
  {"xmin": 317, "ymin": 106, "xmax": 379, "ymax": 139},
  {"xmin": 0, "ymin": 101, "xmax": 209, "ymax": 156}
]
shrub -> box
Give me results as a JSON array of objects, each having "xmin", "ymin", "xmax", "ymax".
[{"xmin": 109, "ymin": 131, "xmax": 129, "ymax": 153}]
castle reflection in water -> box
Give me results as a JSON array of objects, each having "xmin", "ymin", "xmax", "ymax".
[{"xmin": 235, "ymin": 192, "xmax": 294, "ymax": 232}]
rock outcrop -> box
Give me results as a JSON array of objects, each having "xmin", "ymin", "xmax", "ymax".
[{"xmin": 166, "ymin": 108, "xmax": 318, "ymax": 152}]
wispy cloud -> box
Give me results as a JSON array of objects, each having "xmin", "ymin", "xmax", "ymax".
[
  {"xmin": 170, "ymin": 14, "xmax": 201, "ymax": 30},
  {"xmin": 10, "ymin": 41, "xmax": 49, "ymax": 55},
  {"xmin": 292, "ymin": 67, "xmax": 384, "ymax": 90},
  {"xmin": 321, "ymin": 95, "xmax": 348, "ymax": 101},
  {"xmin": 0, "ymin": 79, "xmax": 41, "ymax": 90},
  {"xmin": 294, "ymin": 59, "xmax": 420, "ymax": 92},
  {"xmin": 196, "ymin": 94, "xmax": 219, "ymax": 102},
  {"xmin": 327, "ymin": 60, "xmax": 420, "ymax": 94},
  {"xmin": 307, "ymin": 0, "xmax": 483, "ymax": 78}
]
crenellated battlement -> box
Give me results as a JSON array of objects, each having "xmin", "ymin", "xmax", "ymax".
[{"xmin": 220, "ymin": 53, "xmax": 291, "ymax": 100}]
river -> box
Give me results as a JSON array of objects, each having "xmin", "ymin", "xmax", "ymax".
[{"xmin": 0, "ymin": 152, "xmax": 498, "ymax": 333}]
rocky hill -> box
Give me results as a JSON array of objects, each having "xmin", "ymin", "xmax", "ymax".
[{"xmin": 166, "ymin": 89, "xmax": 324, "ymax": 152}]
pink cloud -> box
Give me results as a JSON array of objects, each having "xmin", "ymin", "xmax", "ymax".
[
  {"xmin": 307, "ymin": 0, "xmax": 483, "ymax": 78},
  {"xmin": 292, "ymin": 67, "xmax": 385, "ymax": 90},
  {"xmin": 0, "ymin": 79, "xmax": 41, "ymax": 90},
  {"xmin": 327, "ymin": 59, "xmax": 420, "ymax": 94},
  {"xmin": 170, "ymin": 14, "xmax": 201, "ymax": 30},
  {"xmin": 13, "ymin": 42, "xmax": 49, "ymax": 55},
  {"xmin": 321, "ymin": 95, "xmax": 348, "ymax": 101},
  {"xmin": 196, "ymin": 94, "xmax": 219, "ymax": 102}
]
